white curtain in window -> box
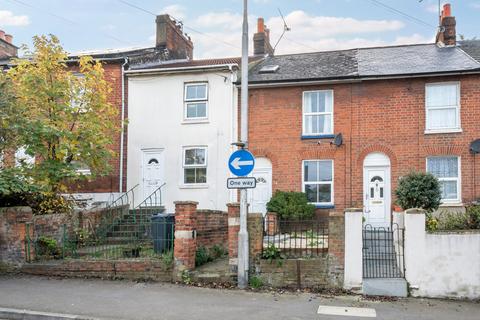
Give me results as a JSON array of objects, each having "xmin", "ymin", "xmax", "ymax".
[{"xmin": 427, "ymin": 157, "xmax": 458, "ymax": 178}]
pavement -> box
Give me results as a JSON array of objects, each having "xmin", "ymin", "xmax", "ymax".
[{"xmin": 0, "ymin": 274, "xmax": 479, "ymax": 320}]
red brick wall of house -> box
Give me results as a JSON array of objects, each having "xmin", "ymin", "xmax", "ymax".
[
  {"xmin": 246, "ymin": 74, "xmax": 480, "ymax": 212},
  {"xmin": 68, "ymin": 62, "xmax": 127, "ymax": 194}
]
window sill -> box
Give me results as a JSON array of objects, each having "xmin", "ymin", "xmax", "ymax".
[
  {"xmin": 424, "ymin": 128, "xmax": 462, "ymax": 135},
  {"xmin": 312, "ymin": 204, "xmax": 335, "ymax": 209},
  {"xmin": 182, "ymin": 119, "xmax": 209, "ymax": 125},
  {"xmin": 179, "ymin": 184, "xmax": 209, "ymax": 189},
  {"xmin": 301, "ymin": 134, "xmax": 335, "ymax": 140},
  {"xmin": 439, "ymin": 202, "xmax": 464, "ymax": 207}
]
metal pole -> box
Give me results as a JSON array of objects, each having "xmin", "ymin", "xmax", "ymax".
[{"xmin": 238, "ymin": 0, "xmax": 249, "ymax": 289}]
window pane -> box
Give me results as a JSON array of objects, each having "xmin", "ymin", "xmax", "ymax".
[
  {"xmin": 318, "ymin": 161, "xmax": 333, "ymax": 181},
  {"xmin": 428, "ymin": 108, "xmax": 457, "ymax": 129},
  {"xmin": 186, "ymin": 84, "xmax": 207, "ymax": 100},
  {"xmin": 186, "ymin": 104, "xmax": 197, "ymax": 118},
  {"xmin": 427, "ymin": 157, "xmax": 458, "ymax": 178},
  {"xmin": 304, "ymin": 91, "xmax": 332, "ymax": 113},
  {"xmin": 196, "ymin": 168, "xmax": 207, "ymax": 183},
  {"xmin": 440, "ymin": 180, "xmax": 457, "ymax": 200},
  {"xmin": 304, "ymin": 115, "xmax": 331, "ymax": 134},
  {"xmin": 196, "ymin": 103, "xmax": 207, "ymax": 118},
  {"xmin": 304, "ymin": 161, "xmax": 318, "ymax": 182},
  {"xmin": 186, "ymin": 103, "xmax": 207, "ymax": 119},
  {"xmin": 305, "ymin": 184, "xmax": 318, "ymax": 203},
  {"xmin": 184, "ymin": 149, "xmax": 196, "ymax": 165},
  {"xmin": 195, "ymin": 149, "xmax": 206, "ymax": 165},
  {"xmin": 184, "ymin": 168, "xmax": 196, "ymax": 183},
  {"xmin": 426, "ymin": 84, "xmax": 457, "ymax": 107},
  {"xmin": 318, "ymin": 184, "xmax": 332, "ymax": 203}
]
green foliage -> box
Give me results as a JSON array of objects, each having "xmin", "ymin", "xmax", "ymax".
[
  {"xmin": 36, "ymin": 236, "xmax": 60, "ymax": 258},
  {"xmin": 261, "ymin": 244, "xmax": 283, "ymax": 262},
  {"xmin": 426, "ymin": 214, "xmax": 439, "ymax": 231},
  {"xmin": 4, "ymin": 35, "xmax": 118, "ymax": 192},
  {"xmin": 249, "ymin": 276, "xmax": 264, "ymax": 289},
  {"xmin": 181, "ymin": 270, "xmax": 192, "ymax": 285},
  {"xmin": 0, "ymin": 168, "xmax": 41, "ymax": 206},
  {"xmin": 429, "ymin": 205, "xmax": 480, "ymax": 231},
  {"xmin": 195, "ymin": 246, "xmax": 213, "ymax": 267},
  {"xmin": 210, "ymin": 244, "xmax": 228, "ymax": 260},
  {"xmin": 160, "ymin": 250, "xmax": 174, "ymax": 267},
  {"xmin": 266, "ymin": 191, "xmax": 316, "ymax": 220},
  {"xmin": 395, "ymin": 172, "xmax": 442, "ymax": 212}
]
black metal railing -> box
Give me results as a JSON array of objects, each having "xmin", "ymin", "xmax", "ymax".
[
  {"xmin": 25, "ymin": 183, "xmax": 173, "ymax": 262},
  {"xmin": 262, "ymin": 217, "xmax": 328, "ymax": 258},
  {"xmin": 362, "ymin": 224, "xmax": 405, "ymax": 278}
]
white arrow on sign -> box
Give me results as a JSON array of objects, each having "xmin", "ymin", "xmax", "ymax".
[{"xmin": 231, "ymin": 157, "xmax": 254, "ymax": 170}]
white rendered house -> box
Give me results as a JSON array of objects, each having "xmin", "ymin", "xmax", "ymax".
[{"xmin": 125, "ymin": 59, "xmax": 240, "ymax": 212}]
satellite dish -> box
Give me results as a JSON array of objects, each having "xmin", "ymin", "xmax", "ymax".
[
  {"xmin": 331, "ymin": 133, "xmax": 343, "ymax": 147},
  {"xmin": 470, "ymin": 139, "xmax": 480, "ymax": 154}
]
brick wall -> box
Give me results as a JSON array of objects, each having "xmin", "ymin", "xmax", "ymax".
[
  {"xmin": 21, "ymin": 260, "xmax": 172, "ymax": 282},
  {"xmin": 196, "ymin": 209, "xmax": 228, "ymax": 249},
  {"xmin": 0, "ymin": 207, "xmax": 33, "ymax": 265},
  {"xmin": 68, "ymin": 62, "xmax": 126, "ymax": 193},
  {"xmin": 246, "ymin": 75, "xmax": 480, "ymax": 212}
]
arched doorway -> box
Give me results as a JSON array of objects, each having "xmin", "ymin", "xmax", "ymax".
[
  {"xmin": 248, "ymin": 157, "xmax": 272, "ymax": 216},
  {"xmin": 363, "ymin": 152, "xmax": 391, "ymax": 227}
]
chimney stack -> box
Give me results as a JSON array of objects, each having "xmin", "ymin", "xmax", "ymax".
[
  {"xmin": 436, "ymin": 3, "xmax": 456, "ymax": 46},
  {"xmin": 155, "ymin": 14, "xmax": 193, "ymax": 60},
  {"xmin": 4, "ymin": 34, "xmax": 13, "ymax": 44},
  {"xmin": 0, "ymin": 29, "xmax": 18, "ymax": 58},
  {"xmin": 253, "ymin": 17, "xmax": 274, "ymax": 56}
]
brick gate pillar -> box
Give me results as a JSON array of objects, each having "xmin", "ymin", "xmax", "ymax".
[
  {"xmin": 328, "ymin": 211, "xmax": 345, "ymax": 287},
  {"xmin": 0, "ymin": 207, "xmax": 33, "ymax": 266},
  {"xmin": 174, "ymin": 201, "xmax": 198, "ymax": 273},
  {"xmin": 227, "ymin": 203, "xmax": 240, "ymax": 272}
]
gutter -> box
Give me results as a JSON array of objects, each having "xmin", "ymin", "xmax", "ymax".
[
  {"xmin": 119, "ymin": 57, "xmax": 129, "ymax": 193},
  {"xmin": 125, "ymin": 64, "xmax": 239, "ymax": 76},
  {"xmin": 241, "ymin": 69, "xmax": 480, "ymax": 88}
]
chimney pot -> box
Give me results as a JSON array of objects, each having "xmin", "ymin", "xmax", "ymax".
[
  {"xmin": 0, "ymin": 30, "xmax": 5, "ymax": 41},
  {"xmin": 257, "ymin": 18, "xmax": 265, "ymax": 33},
  {"xmin": 443, "ymin": 4, "xmax": 451, "ymax": 17},
  {"xmin": 5, "ymin": 34, "xmax": 13, "ymax": 44}
]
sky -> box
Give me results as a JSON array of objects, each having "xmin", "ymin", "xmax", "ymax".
[{"xmin": 0, "ymin": 0, "xmax": 479, "ymax": 59}]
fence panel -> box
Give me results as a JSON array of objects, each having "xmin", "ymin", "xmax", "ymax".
[{"xmin": 262, "ymin": 216, "xmax": 329, "ymax": 258}]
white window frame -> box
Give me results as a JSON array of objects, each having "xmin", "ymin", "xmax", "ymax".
[
  {"xmin": 302, "ymin": 90, "xmax": 334, "ymax": 136},
  {"xmin": 426, "ymin": 156, "xmax": 462, "ymax": 204},
  {"xmin": 182, "ymin": 146, "xmax": 208, "ymax": 185},
  {"xmin": 302, "ymin": 159, "xmax": 334, "ymax": 206},
  {"xmin": 425, "ymin": 82, "xmax": 461, "ymax": 134},
  {"xmin": 184, "ymin": 82, "xmax": 208, "ymax": 121}
]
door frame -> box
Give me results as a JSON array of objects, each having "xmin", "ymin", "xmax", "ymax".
[
  {"xmin": 141, "ymin": 148, "xmax": 165, "ymax": 200},
  {"xmin": 363, "ymin": 153, "xmax": 391, "ymax": 228}
]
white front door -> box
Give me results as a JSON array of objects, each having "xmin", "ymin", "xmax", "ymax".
[
  {"xmin": 364, "ymin": 167, "xmax": 391, "ymax": 228},
  {"xmin": 248, "ymin": 166, "xmax": 272, "ymax": 216},
  {"xmin": 142, "ymin": 150, "xmax": 165, "ymax": 201}
]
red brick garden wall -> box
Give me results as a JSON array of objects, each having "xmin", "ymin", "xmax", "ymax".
[{"xmin": 195, "ymin": 209, "xmax": 228, "ymax": 249}]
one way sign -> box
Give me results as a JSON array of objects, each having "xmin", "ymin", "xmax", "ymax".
[{"xmin": 228, "ymin": 149, "xmax": 255, "ymax": 177}]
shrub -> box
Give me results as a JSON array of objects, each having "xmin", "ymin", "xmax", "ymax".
[
  {"xmin": 466, "ymin": 204, "xmax": 480, "ymax": 229},
  {"xmin": 395, "ymin": 172, "xmax": 442, "ymax": 212},
  {"xmin": 249, "ymin": 276, "xmax": 264, "ymax": 289},
  {"xmin": 195, "ymin": 246, "xmax": 213, "ymax": 267},
  {"xmin": 262, "ymin": 244, "xmax": 282, "ymax": 261},
  {"xmin": 36, "ymin": 236, "xmax": 60, "ymax": 258},
  {"xmin": 266, "ymin": 191, "xmax": 316, "ymax": 220}
]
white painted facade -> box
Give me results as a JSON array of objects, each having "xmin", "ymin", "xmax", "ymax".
[
  {"xmin": 404, "ymin": 212, "xmax": 480, "ymax": 299},
  {"xmin": 126, "ymin": 66, "xmax": 238, "ymax": 212}
]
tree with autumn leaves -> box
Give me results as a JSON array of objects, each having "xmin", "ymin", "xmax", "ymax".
[{"xmin": 1, "ymin": 35, "xmax": 119, "ymax": 198}]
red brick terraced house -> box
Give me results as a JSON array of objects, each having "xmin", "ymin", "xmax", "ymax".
[{"xmin": 244, "ymin": 6, "xmax": 480, "ymax": 227}]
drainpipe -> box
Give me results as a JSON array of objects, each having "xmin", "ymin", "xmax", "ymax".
[{"xmin": 119, "ymin": 57, "xmax": 129, "ymax": 193}]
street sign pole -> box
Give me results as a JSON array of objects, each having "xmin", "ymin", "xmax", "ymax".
[{"xmin": 238, "ymin": 0, "xmax": 249, "ymax": 289}]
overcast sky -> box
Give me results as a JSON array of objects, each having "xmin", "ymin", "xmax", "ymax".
[{"xmin": 0, "ymin": 0, "xmax": 478, "ymax": 59}]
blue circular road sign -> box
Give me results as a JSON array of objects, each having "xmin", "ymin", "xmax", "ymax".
[{"xmin": 228, "ymin": 150, "xmax": 255, "ymax": 177}]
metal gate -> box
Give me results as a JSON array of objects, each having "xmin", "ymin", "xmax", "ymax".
[{"xmin": 362, "ymin": 224, "xmax": 405, "ymax": 278}]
